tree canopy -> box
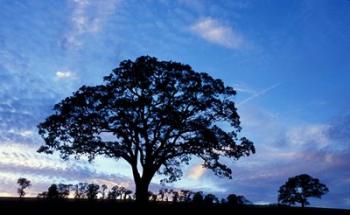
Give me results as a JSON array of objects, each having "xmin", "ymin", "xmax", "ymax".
[
  {"xmin": 37, "ymin": 56, "xmax": 255, "ymax": 202},
  {"xmin": 278, "ymin": 174, "xmax": 329, "ymax": 207}
]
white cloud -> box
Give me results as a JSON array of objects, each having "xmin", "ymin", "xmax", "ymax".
[
  {"xmin": 190, "ymin": 17, "xmax": 244, "ymax": 49},
  {"xmin": 55, "ymin": 70, "xmax": 75, "ymax": 79}
]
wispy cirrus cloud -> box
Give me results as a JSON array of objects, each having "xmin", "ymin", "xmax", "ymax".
[
  {"xmin": 62, "ymin": 0, "xmax": 120, "ymax": 49},
  {"xmin": 190, "ymin": 17, "xmax": 244, "ymax": 49}
]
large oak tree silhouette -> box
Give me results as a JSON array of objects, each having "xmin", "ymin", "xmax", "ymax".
[{"xmin": 37, "ymin": 56, "xmax": 255, "ymax": 203}]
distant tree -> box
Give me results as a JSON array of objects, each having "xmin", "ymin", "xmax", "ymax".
[
  {"xmin": 73, "ymin": 183, "xmax": 88, "ymax": 199},
  {"xmin": 105, "ymin": 185, "xmax": 132, "ymax": 200},
  {"xmin": 164, "ymin": 189, "xmax": 170, "ymax": 202},
  {"xmin": 148, "ymin": 191, "xmax": 157, "ymax": 202},
  {"xmin": 37, "ymin": 184, "xmax": 72, "ymax": 199},
  {"xmin": 220, "ymin": 198, "xmax": 227, "ymax": 204},
  {"xmin": 278, "ymin": 174, "xmax": 329, "ymax": 207},
  {"xmin": 118, "ymin": 186, "xmax": 127, "ymax": 200},
  {"xmin": 241, "ymin": 195, "xmax": 251, "ymax": 205},
  {"xmin": 192, "ymin": 192, "xmax": 204, "ymax": 204},
  {"xmin": 227, "ymin": 194, "xmax": 241, "ymax": 206},
  {"xmin": 158, "ymin": 188, "xmax": 166, "ymax": 201},
  {"xmin": 177, "ymin": 190, "xmax": 184, "ymax": 202},
  {"xmin": 37, "ymin": 192, "xmax": 48, "ymax": 198},
  {"xmin": 37, "ymin": 56, "xmax": 255, "ymax": 203},
  {"xmin": 17, "ymin": 178, "xmax": 31, "ymax": 198},
  {"xmin": 123, "ymin": 189, "xmax": 133, "ymax": 200},
  {"xmin": 100, "ymin": 184, "xmax": 108, "ymax": 199},
  {"xmin": 204, "ymin": 193, "xmax": 218, "ymax": 204},
  {"xmin": 57, "ymin": 184, "xmax": 72, "ymax": 198},
  {"xmin": 172, "ymin": 191, "xmax": 179, "ymax": 203},
  {"xmin": 47, "ymin": 184, "xmax": 60, "ymax": 199},
  {"xmin": 107, "ymin": 185, "xmax": 119, "ymax": 200},
  {"xmin": 226, "ymin": 194, "xmax": 251, "ymax": 206},
  {"xmin": 180, "ymin": 190, "xmax": 193, "ymax": 202},
  {"xmin": 87, "ymin": 183, "xmax": 100, "ymax": 200}
]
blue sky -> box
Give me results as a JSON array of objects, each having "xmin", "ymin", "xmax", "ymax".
[{"xmin": 0, "ymin": 0, "xmax": 350, "ymax": 209}]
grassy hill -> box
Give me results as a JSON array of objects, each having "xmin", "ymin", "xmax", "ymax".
[{"xmin": 0, "ymin": 197, "xmax": 348, "ymax": 215}]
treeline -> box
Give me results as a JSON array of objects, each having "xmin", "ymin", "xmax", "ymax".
[
  {"xmin": 37, "ymin": 183, "xmax": 132, "ymax": 200},
  {"xmin": 17, "ymin": 173, "xmax": 329, "ymax": 208},
  {"xmin": 33, "ymin": 182, "xmax": 250, "ymax": 206}
]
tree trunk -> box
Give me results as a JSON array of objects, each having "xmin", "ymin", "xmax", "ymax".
[
  {"xmin": 131, "ymin": 165, "xmax": 153, "ymax": 204},
  {"xmin": 131, "ymin": 161, "xmax": 155, "ymax": 204},
  {"xmin": 135, "ymin": 180, "xmax": 150, "ymax": 204},
  {"xmin": 301, "ymin": 200, "xmax": 305, "ymax": 208}
]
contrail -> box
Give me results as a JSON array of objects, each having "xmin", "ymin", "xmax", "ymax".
[{"xmin": 237, "ymin": 83, "xmax": 281, "ymax": 107}]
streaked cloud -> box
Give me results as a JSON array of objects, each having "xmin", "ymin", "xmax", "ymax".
[
  {"xmin": 190, "ymin": 17, "xmax": 244, "ymax": 49},
  {"xmin": 237, "ymin": 83, "xmax": 280, "ymax": 107},
  {"xmin": 0, "ymin": 142, "xmax": 134, "ymax": 197}
]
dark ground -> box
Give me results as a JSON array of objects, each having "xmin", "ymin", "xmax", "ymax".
[{"xmin": 0, "ymin": 197, "xmax": 348, "ymax": 215}]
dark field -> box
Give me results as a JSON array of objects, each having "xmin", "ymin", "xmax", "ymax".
[{"xmin": 0, "ymin": 198, "xmax": 348, "ymax": 215}]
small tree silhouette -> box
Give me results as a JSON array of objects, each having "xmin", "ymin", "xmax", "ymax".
[
  {"xmin": 37, "ymin": 184, "xmax": 72, "ymax": 199},
  {"xmin": 107, "ymin": 185, "xmax": 119, "ymax": 200},
  {"xmin": 100, "ymin": 184, "xmax": 108, "ymax": 199},
  {"xmin": 158, "ymin": 189, "xmax": 165, "ymax": 201},
  {"xmin": 17, "ymin": 178, "xmax": 31, "ymax": 198},
  {"xmin": 204, "ymin": 193, "xmax": 218, "ymax": 204},
  {"xmin": 226, "ymin": 193, "xmax": 251, "ymax": 206},
  {"xmin": 148, "ymin": 191, "xmax": 157, "ymax": 202},
  {"xmin": 278, "ymin": 174, "xmax": 329, "ymax": 207},
  {"xmin": 181, "ymin": 190, "xmax": 193, "ymax": 203},
  {"xmin": 87, "ymin": 183, "xmax": 100, "ymax": 200},
  {"xmin": 123, "ymin": 189, "xmax": 133, "ymax": 200},
  {"xmin": 192, "ymin": 192, "xmax": 204, "ymax": 204},
  {"xmin": 73, "ymin": 183, "xmax": 88, "ymax": 199},
  {"xmin": 172, "ymin": 190, "xmax": 179, "ymax": 202},
  {"xmin": 57, "ymin": 184, "xmax": 71, "ymax": 198},
  {"xmin": 47, "ymin": 184, "xmax": 60, "ymax": 199}
]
